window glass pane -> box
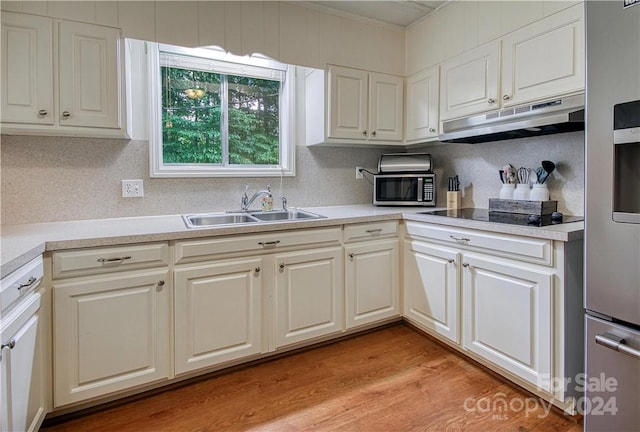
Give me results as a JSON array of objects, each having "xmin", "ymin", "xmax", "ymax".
[
  {"xmin": 227, "ymin": 75, "xmax": 280, "ymax": 165},
  {"xmin": 161, "ymin": 66, "xmax": 222, "ymax": 164}
]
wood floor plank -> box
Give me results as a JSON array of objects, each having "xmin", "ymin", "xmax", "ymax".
[{"xmin": 42, "ymin": 324, "xmax": 582, "ymax": 432}]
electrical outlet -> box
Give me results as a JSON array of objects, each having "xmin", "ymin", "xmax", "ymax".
[
  {"xmin": 122, "ymin": 180, "xmax": 144, "ymax": 198},
  {"xmin": 356, "ymin": 166, "xmax": 364, "ymax": 180}
]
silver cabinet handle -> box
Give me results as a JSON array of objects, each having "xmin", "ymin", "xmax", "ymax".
[
  {"xmin": 371, "ymin": 131, "xmax": 377, "ymax": 137},
  {"xmin": 18, "ymin": 276, "xmax": 37, "ymax": 290},
  {"xmin": 488, "ymin": 98, "xmax": 496, "ymax": 104},
  {"xmin": 595, "ymin": 332, "xmax": 640, "ymax": 360},
  {"xmin": 258, "ymin": 240, "xmax": 280, "ymax": 248},
  {"xmin": 1, "ymin": 339, "xmax": 16, "ymax": 351},
  {"xmin": 38, "ymin": 109, "xmax": 48, "ymax": 116},
  {"xmin": 503, "ymin": 94, "xmax": 510, "ymax": 101},
  {"xmin": 362, "ymin": 130, "xmax": 367, "ymax": 136},
  {"xmin": 450, "ymin": 235, "xmax": 470, "ymax": 242},
  {"xmin": 62, "ymin": 111, "xmax": 71, "ymax": 119},
  {"xmin": 429, "ymin": 128, "xmax": 436, "ymax": 133},
  {"xmin": 97, "ymin": 256, "xmax": 132, "ymax": 263},
  {"xmin": 366, "ymin": 228, "xmax": 383, "ymax": 234}
]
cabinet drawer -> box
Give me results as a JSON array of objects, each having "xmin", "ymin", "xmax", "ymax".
[
  {"xmin": 1, "ymin": 256, "xmax": 44, "ymax": 314},
  {"xmin": 343, "ymin": 221, "xmax": 398, "ymax": 243},
  {"xmin": 175, "ymin": 227, "xmax": 342, "ymax": 264},
  {"xmin": 405, "ymin": 222, "xmax": 552, "ymax": 265},
  {"xmin": 52, "ymin": 243, "xmax": 170, "ymax": 279}
]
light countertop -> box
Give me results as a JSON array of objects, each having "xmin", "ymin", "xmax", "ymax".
[{"xmin": 1, "ymin": 205, "xmax": 583, "ymax": 278}]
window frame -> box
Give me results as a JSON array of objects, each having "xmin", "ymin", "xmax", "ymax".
[{"xmin": 148, "ymin": 43, "xmax": 295, "ymax": 178}]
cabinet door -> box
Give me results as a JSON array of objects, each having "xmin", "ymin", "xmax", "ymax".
[
  {"xmin": 368, "ymin": 72, "xmax": 404, "ymax": 142},
  {"xmin": 274, "ymin": 247, "xmax": 343, "ymax": 348},
  {"xmin": 174, "ymin": 258, "xmax": 262, "ymax": 374},
  {"xmin": 327, "ymin": 65, "xmax": 368, "ymax": 140},
  {"xmin": 57, "ymin": 21, "xmax": 121, "ymax": 129},
  {"xmin": 403, "ymin": 241, "xmax": 460, "ymax": 344},
  {"xmin": 501, "ymin": 5, "xmax": 584, "ymax": 107},
  {"xmin": 440, "ymin": 40, "xmax": 500, "ymax": 120},
  {"xmin": 1, "ymin": 292, "xmax": 46, "ymax": 432},
  {"xmin": 53, "ymin": 269, "xmax": 170, "ymax": 406},
  {"xmin": 462, "ymin": 253, "xmax": 553, "ymax": 390},
  {"xmin": 405, "ymin": 66, "xmax": 439, "ymax": 143},
  {"xmin": 1, "ymin": 12, "xmax": 53, "ymax": 125},
  {"xmin": 345, "ymin": 239, "xmax": 400, "ymax": 329}
]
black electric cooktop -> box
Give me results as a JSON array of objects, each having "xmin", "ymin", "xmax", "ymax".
[{"xmin": 419, "ymin": 208, "xmax": 584, "ymax": 227}]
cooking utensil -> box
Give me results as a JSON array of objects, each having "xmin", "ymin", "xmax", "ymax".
[
  {"xmin": 499, "ymin": 170, "xmax": 505, "ymax": 184},
  {"xmin": 503, "ymin": 164, "xmax": 516, "ymax": 184},
  {"xmin": 517, "ymin": 167, "xmax": 529, "ymax": 184},
  {"xmin": 529, "ymin": 168, "xmax": 539, "ymax": 184},
  {"xmin": 538, "ymin": 160, "xmax": 556, "ymax": 183}
]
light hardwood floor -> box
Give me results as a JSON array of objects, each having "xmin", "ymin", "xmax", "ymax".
[{"xmin": 42, "ymin": 324, "xmax": 583, "ymax": 432}]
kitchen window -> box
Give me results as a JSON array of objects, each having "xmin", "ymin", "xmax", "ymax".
[{"xmin": 148, "ymin": 43, "xmax": 295, "ymax": 177}]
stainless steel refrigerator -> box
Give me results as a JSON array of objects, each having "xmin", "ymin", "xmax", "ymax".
[{"xmin": 585, "ymin": 1, "xmax": 640, "ymax": 431}]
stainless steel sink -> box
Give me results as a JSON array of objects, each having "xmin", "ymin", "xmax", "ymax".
[
  {"xmin": 183, "ymin": 212, "xmax": 260, "ymax": 228},
  {"xmin": 182, "ymin": 209, "xmax": 325, "ymax": 228},
  {"xmin": 251, "ymin": 209, "xmax": 324, "ymax": 222}
]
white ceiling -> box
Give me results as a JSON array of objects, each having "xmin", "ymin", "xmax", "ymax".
[{"xmin": 307, "ymin": 1, "xmax": 448, "ymax": 27}]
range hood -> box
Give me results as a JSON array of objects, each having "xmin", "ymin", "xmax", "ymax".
[{"xmin": 439, "ymin": 93, "xmax": 585, "ymax": 144}]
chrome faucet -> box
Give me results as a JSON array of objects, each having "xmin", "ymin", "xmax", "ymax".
[{"xmin": 241, "ymin": 185, "xmax": 271, "ymax": 211}]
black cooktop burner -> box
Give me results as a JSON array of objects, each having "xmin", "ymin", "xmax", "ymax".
[{"xmin": 419, "ymin": 208, "xmax": 584, "ymax": 227}]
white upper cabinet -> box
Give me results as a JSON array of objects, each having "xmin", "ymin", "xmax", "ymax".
[
  {"xmin": 405, "ymin": 66, "xmax": 440, "ymax": 143},
  {"xmin": 440, "ymin": 4, "xmax": 584, "ymax": 122},
  {"xmin": 1, "ymin": 12, "xmax": 53, "ymax": 125},
  {"xmin": 307, "ymin": 64, "xmax": 403, "ymax": 147},
  {"xmin": 440, "ymin": 41, "xmax": 500, "ymax": 121},
  {"xmin": 58, "ymin": 21, "xmax": 121, "ymax": 129},
  {"xmin": 501, "ymin": 4, "xmax": 584, "ymax": 107},
  {"xmin": 1, "ymin": 12, "xmax": 127, "ymax": 138}
]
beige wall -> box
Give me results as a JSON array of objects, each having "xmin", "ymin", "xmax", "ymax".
[{"xmin": 0, "ymin": 1, "xmax": 405, "ymax": 75}]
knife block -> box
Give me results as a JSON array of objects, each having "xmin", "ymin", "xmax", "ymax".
[{"xmin": 447, "ymin": 191, "xmax": 462, "ymax": 210}]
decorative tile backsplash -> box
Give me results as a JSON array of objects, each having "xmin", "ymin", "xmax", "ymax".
[{"xmin": 0, "ymin": 131, "xmax": 584, "ymax": 225}]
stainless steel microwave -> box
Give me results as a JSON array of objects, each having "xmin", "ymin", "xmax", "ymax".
[{"xmin": 373, "ymin": 173, "xmax": 436, "ymax": 206}]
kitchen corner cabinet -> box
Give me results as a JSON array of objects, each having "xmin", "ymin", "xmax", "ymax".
[
  {"xmin": 1, "ymin": 256, "xmax": 47, "ymax": 432},
  {"xmin": 1, "ymin": 12, "xmax": 127, "ymax": 138},
  {"xmin": 403, "ymin": 221, "xmax": 584, "ymax": 412},
  {"xmin": 405, "ymin": 66, "xmax": 440, "ymax": 144},
  {"xmin": 52, "ymin": 244, "xmax": 171, "ymax": 407},
  {"xmin": 439, "ymin": 4, "xmax": 584, "ymax": 121},
  {"xmin": 305, "ymin": 65, "xmax": 404, "ymax": 147},
  {"xmin": 174, "ymin": 257, "xmax": 263, "ymax": 375},
  {"xmin": 344, "ymin": 222, "xmax": 400, "ymax": 329},
  {"xmin": 403, "ymin": 240, "xmax": 460, "ymax": 344}
]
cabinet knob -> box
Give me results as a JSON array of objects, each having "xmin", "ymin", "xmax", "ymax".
[
  {"xmin": 362, "ymin": 130, "xmax": 367, "ymax": 136},
  {"xmin": 38, "ymin": 109, "xmax": 48, "ymax": 116},
  {"xmin": 462, "ymin": 263, "xmax": 471, "ymax": 268},
  {"xmin": 488, "ymin": 98, "xmax": 496, "ymax": 104},
  {"xmin": 429, "ymin": 128, "xmax": 436, "ymax": 133},
  {"xmin": 1, "ymin": 339, "xmax": 16, "ymax": 351},
  {"xmin": 371, "ymin": 131, "xmax": 377, "ymax": 137},
  {"xmin": 254, "ymin": 267, "xmax": 261, "ymax": 274},
  {"xmin": 279, "ymin": 263, "xmax": 286, "ymax": 270},
  {"xmin": 62, "ymin": 111, "xmax": 71, "ymax": 119},
  {"xmin": 447, "ymin": 259, "xmax": 455, "ymax": 264},
  {"xmin": 157, "ymin": 280, "xmax": 165, "ymax": 287},
  {"xmin": 503, "ymin": 94, "xmax": 511, "ymax": 101},
  {"xmin": 348, "ymin": 253, "xmax": 354, "ymax": 259}
]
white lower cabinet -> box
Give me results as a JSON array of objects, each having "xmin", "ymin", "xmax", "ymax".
[
  {"xmin": 461, "ymin": 252, "xmax": 553, "ymax": 391},
  {"xmin": 403, "ymin": 240, "xmax": 460, "ymax": 344},
  {"xmin": 274, "ymin": 247, "xmax": 343, "ymax": 348},
  {"xmin": 403, "ymin": 221, "xmax": 583, "ymax": 412},
  {"xmin": 53, "ymin": 269, "xmax": 171, "ymax": 406},
  {"xmin": 1, "ymin": 290, "xmax": 46, "ymax": 432},
  {"xmin": 174, "ymin": 257, "xmax": 263, "ymax": 374},
  {"xmin": 345, "ymin": 239, "xmax": 400, "ymax": 329}
]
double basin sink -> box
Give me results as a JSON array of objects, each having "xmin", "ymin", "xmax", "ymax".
[{"xmin": 183, "ymin": 209, "xmax": 325, "ymax": 229}]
